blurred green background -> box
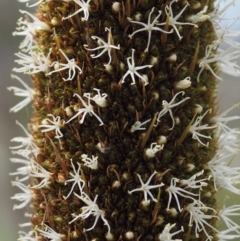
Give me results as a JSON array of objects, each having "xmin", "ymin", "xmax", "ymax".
[{"xmin": 0, "ymin": 1, "xmax": 239, "ymax": 241}]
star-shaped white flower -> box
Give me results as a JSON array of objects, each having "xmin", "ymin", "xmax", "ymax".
[
  {"xmin": 13, "ymin": 10, "xmax": 50, "ymax": 52},
  {"xmin": 121, "ymin": 49, "xmax": 152, "ymax": 85},
  {"xmin": 189, "ymin": 109, "xmax": 216, "ymax": 146},
  {"xmin": 37, "ymin": 224, "xmax": 63, "ymax": 241},
  {"xmin": 64, "ymin": 159, "xmax": 85, "ymax": 199},
  {"xmin": 66, "ymin": 93, "xmax": 104, "ymax": 125},
  {"xmin": 159, "ymin": 0, "xmax": 197, "ymax": 40},
  {"xmin": 70, "ymin": 192, "xmax": 111, "ymax": 233},
  {"xmin": 128, "ymin": 171, "xmax": 164, "ymax": 202},
  {"xmin": 128, "ymin": 7, "xmax": 172, "ymax": 52},
  {"xmin": 158, "ymin": 223, "xmax": 183, "ymax": 241},
  {"xmin": 156, "ymin": 91, "xmax": 190, "ymax": 130},
  {"xmin": 62, "ymin": 0, "xmax": 92, "ymax": 21},
  {"xmin": 47, "ymin": 49, "xmax": 82, "ymax": 81},
  {"xmin": 8, "ymin": 75, "xmax": 35, "ymax": 113},
  {"xmin": 84, "ymin": 27, "xmax": 120, "ymax": 65},
  {"xmin": 39, "ymin": 114, "xmax": 65, "ymax": 139},
  {"xmin": 11, "ymin": 181, "xmax": 32, "ymax": 210}
]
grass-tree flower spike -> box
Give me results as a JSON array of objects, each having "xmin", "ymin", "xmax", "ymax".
[
  {"xmin": 8, "ymin": 75, "xmax": 35, "ymax": 113},
  {"xmin": 84, "ymin": 27, "xmax": 120, "ymax": 65},
  {"xmin": 9, "ymin": 0, "xmax": 240, "ymax": 240}
]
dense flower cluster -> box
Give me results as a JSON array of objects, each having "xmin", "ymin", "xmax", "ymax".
[{"xmin": 9, "ymin": 0, "xmax": 240, "ymax": 241}]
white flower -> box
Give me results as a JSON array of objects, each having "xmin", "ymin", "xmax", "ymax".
[
  {"xmin": 185, "ymin": 200, "xmax": 218, "ymax": 240},
  {"xmin": 156, "ymin": 91, "xmax": 190, "ymax": 130},
  {"xmin": 84, "ymin": 27, "xmax": 120, "ymax": 65},
  {"xmin": 217, "ymin": 131, "xmax": 240, "ymax": 154},
  {"xmin": 18, "ymin": 230, "xmax": 37, "ymax": 241},
  {"xmin": 166, "ymin": 178, "xmax": 198, "ymax": 212},
  {"xmin": 213, "ymin": 103, "xmax": 240, "ymax": 136},
  {"xmin": 11, "ymin": 181, "xmax": 32, "ymax": 210},
  {"xmin": 131, "ymin": 118, "xmax": 151, "ymax": 132},
  {"xmin": 185, "ymin": 171, "xmax": 209, "ymax": 187},
  {"xmin": 128, "ymin": 171, "xmax": 165, "ymax": 202},
  {"xmin": 38, "ymin": 114, "xmax": 65, "ymax": 139},
  {"xmin": 145, "ymin": 142, "xmax": 164, "ymax": 158},
  {"xmin": 70, "ymin": 193, "xmax": 111, "ymax": 233},
  {"xmin": 29, "ymin": 161, "xmax": 52, "ymax": 189},
  {"xmin": 189, "ymin": 109, "xmax": 216, "ymax": 146},
  {"xmin": 219, "ymin": 205, "xmax": 240, "ymax": 231},
  {"xmin": 159, "ymin": 0, "xmax": 197, "ymax": 40},
  {"xmin": 84, "ymin": 88, "xmax": 108, "ymax": 108},
  {"xmin": 197, "ymin": 43, "xmax": 240, "ymax": 82},
  {"xmin": 8, "ymin": 75, "xmax": 35, "ymax": 113},
  {"xmin": 180, "ymin": 170, "xmax": 209, "ymax": 190},
  {"xmin": 46, "ymin": 49, "xmax": 82, "ymax": 81},
  {"xmin": 128, "ymin": 7, "xmax": 172, "ymax": 52},
  {"xmin": 13, "ymin": 10, "xmax": 50, "ymax": 52},
  {"xmin": 217, "ymin": 227, "xmax": 240, "ymax": 241},
  {"xmin": 10, "ymin": 121, "xmax": 39, "ymax": 158},
  {"xmin": 9, "ymin": 157, "xmax": 33, "ymax": 182},
  {"xmin": 66, "ymin": 93, "xmax": 104, "ymax": 126},
  {"xmin": 121, "ymin": 49, "xmax": 152, "ymax": 86},
  {"xmin": 158, "ymin": 223, "xmax": 183, "ymax": 241},
  {"xmin": 64, "ymin": 159, "xmax": 85, "ymax": 199},
  {"xmin": 187, "ymin": 6, "xmax": 209, "ymax": 24},
  {"xmin": 62, "ymin": 0, "xmax": 92, "ymax": 21},
  {"xmin": 174, "ymin": 77, "xmax": 191, "ymax": 90},
  {"xmin": 13, "ymin": 48, "xmax": 52, "ymax": 74},
  {"xmin": 37, "ymin": 224, "xmax": 63, "ymax": 241},
  {"xmin": 81, "ymin": 154, "xmax": 98, "ymax": 170},
  {"xmin": 206, "ymin": 152, "xmax": 240, "ymax": 194}
]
